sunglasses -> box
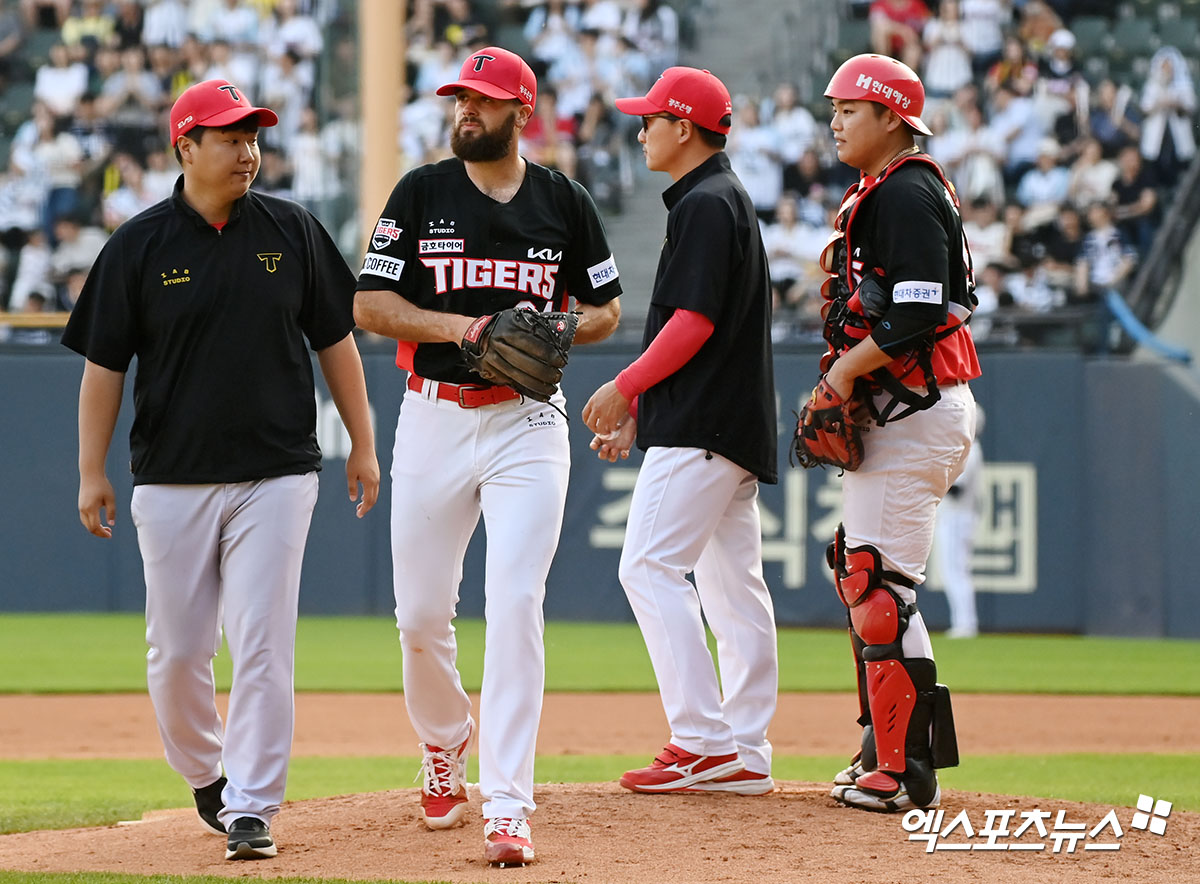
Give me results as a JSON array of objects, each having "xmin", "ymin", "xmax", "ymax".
[{"xmin": 641, "ymin": 113, "xmax": 680, "ymax": 131}]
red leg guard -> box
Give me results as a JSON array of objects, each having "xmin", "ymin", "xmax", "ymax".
[{"xmin": 862, "ymin": 659, "xmax": 917, "ymax": 777}]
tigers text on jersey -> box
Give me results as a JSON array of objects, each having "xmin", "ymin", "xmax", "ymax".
[
  {"xmin": 61, "ymin": 177, "xmax": 357, "ymax": 484},
  {"xmin": 356, "ymin": 158, "xmax": 622, "ymax": 385}
]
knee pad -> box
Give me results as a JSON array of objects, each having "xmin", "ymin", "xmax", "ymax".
[{"xmin": 828, "ymin": 524, "xmax": 915, "ymax": 654}]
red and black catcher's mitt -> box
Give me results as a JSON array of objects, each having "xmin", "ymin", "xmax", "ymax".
[{"xmin": 793, "ymin": 376, "xmax": 870, "ymax": 471}]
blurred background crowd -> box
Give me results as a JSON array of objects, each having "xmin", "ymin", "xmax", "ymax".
[{"xmin": 0, "ymin": 0, "xmax": 1195, "ymax": 351}]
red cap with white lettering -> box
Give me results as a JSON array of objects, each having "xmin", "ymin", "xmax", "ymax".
[
  {"xmin": 615, "ymin": 67, "xmax": 733, "ymax": 134},
  {"xmin": 169, "ymin": 79, "xmax": 278, "ymax": 143}
]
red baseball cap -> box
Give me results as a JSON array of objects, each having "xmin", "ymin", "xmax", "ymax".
[
  {"xmin": 169, "ymin": 79, "xmax": 279, "ymax": 142},
  {"xmin": 615, "ymin": 67, "xmax": 733, "ymax": 134},
  {"xmin": 436, "ymin": 47, "xmax": 537, "ymax": 111}
]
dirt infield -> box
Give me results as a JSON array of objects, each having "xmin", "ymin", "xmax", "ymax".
[{"xmin": 2, "ymin": 692, "xmax": 1198, "ymax": 883}]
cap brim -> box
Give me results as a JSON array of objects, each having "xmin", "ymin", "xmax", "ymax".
[
  {"xmin": 613, "ymin": 96, "xmax": 660, "ymax": 117},
  {"xmin": 185, "ymin": 107, "xmax": 279, "ymax": 136},
  {"xmin": 904, "ymin": 115, "xmax": 932, "ymax": 136},
  {"xmin": 436, "ymin": 79, "xmax": 526, "ymax": 104}
]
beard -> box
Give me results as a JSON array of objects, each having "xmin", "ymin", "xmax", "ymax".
[{"xmin": 451, "ymin": 109, "xmax": 518, "ymax": 162}]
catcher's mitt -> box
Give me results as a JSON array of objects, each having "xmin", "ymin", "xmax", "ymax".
[
  {"xmin": 792, "ymin": 376, "xmax": 870, "ymax": 471},
  {"xmin": 460, "ymin": 308, "xmax": 579, "ymax": 402}
]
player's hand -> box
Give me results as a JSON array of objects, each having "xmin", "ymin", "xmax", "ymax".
[
  {"xmin": 582, "ymin": 379, "xmax": 631, "ymax": 437},
  {"xmin": 590, "ymin": 418, "xmax": 636, "ymax": 462},
  {"xmin": 78, "ymin": 472, "xmax": 116, "ymax": 538},
  {"xmin": 346, "ymin": 444, "xmax": 380, "ymax": 518}
]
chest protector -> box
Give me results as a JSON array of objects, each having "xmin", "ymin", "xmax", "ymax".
[{"xmin": 818, "ymin": 153, "xmax": 976, "ymax": 424}]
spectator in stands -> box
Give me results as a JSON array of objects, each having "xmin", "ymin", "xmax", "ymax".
[
  {"xmin": 958, "ymin": 0, "xmax": 1007, "ymax": 78},
  {"xmin": 97, "ymin": 46, "xmax": 165, "ymax": 154},
  {"xmin": 204, "ymin": 38, "xmax": 257, "ymax": 94},
  {"xmin": 289, "ymin": 106, "xmax": 341, "ymax": 225},
  {"xmin": 1088, "ymin": 78, "xmax": 1140, "ymax": 160},
  {"xmin": 983, "ymin": 34, "xmax": 1038, "ymax": 100},
  {"xmin": 1139, "ymin": 45, "xmax": 1197, "ymax": 188},
  {"xmin": 259, "ymin": 49, "xmax": 310, "ymax": 146},
  {"xmin": 49, "ymin": 211, "xmax": 106, "ymax": 286},
  {"xmin": 621, "ymin": 0, "xmax": 678, "ymax": 76},
  {"xmin": 101, "ymin": 152, "xmax": 157, "ymax": 230},
  {"xmin": 726, "ymin": 98, "xmax": 783, "ymax": 223},
  {"xmin": 142, "ymin": 148, "xmax": 176, "ymax": 201},
  {"xmin": 869, "ymin": 0, "xmax": 931, "ymax": 72},
  {"xmin": 523, "ymin": 86, "xmax": 577, "ymax": 177},
  {"xmin": 430, "ymin": 0, "xmax": 491, "ymax": 48},
  {"xmin": 1015, "ymin": 0, "xmax": 1061, "ymax": 58},
  {"xmin": 8, "ymin": 290, "xmax": 55, "ymax": 345},
  {"xmin": 1003, "ymin": 252, "xmax": 1064, "ymax": 315},
  {"xmin": 1077, "ymin": 201, "xmax": 1135, "ymax": 350},
  {"xmin": 60, "ymin": 0, "xmax": 115, "ymax": 55},
  {"xmin": 962, "ymin": 197, "xmax": 1009, "ymax": 272},
  {"xmin": 922, "ymin": 0, "xmax": 973, "ymax": 100},
  {"xmin": 1037, "ymin": 28, "xmax": 1088, "ymax": 153},
  {"xmin": 111, "ymin": 0, "xmax": 144, "ymax": 50},
  {"xmin": 9, "ymin": 101, "xmax": 83, "ymax": 247},
  {"xmin": 21, "ymin": 0, "xmax": 72, "ymax": 31},
  {"xmin": 579, "ymin": 0, "xmax": 623, "ymax": 38},
  {"xmin": 766, "ymin": 82, "xmax": 817, "ymax": 166},
  {"xmin": 524, "ymin": 0, "xmax": 582, "ymax": 71},
  {"xmin": 141, "ymin": 0, "xmax": 189, "ymax": 50},
  {"xmin": 1015, "ymin": 137, "xmax": 1069, "ymax": 229},
  {"xmin": 781, "ymin": 147, "xmax": 831, "ymax": 206},
  {"xmin": 574, "ymin": 91, "xmax": 625, "ymax": 213},
  {"xmin": 201, "ymin": 0, "xmax": 260, "ymax": 47},
  {"xmin": 988, "ymin": 83, "xmax": 1046, "ymax": 188},
  {"xmin": 0, "ymin": 7, "xmax": 24, "ymax": 91},
  {"xmin": 1111, "ymin": 143, "xmax": 1159, "ymax": 259},
  {"xmin": 414, "ymin": 39, "xmax": 462, "ymax": 98},
  {"xmin": 254, "ymin": 144, "xmax": 294, "ymax": 199},
  {"xmin": 1039, "ymin": 204, "xmax": 1084, "ymax": 294},
  {"xmin": 6, "ymin": 226, "xmax": 52, "ymax": 314},
  {"xmin": 1067, "ymin": 136, "xmax": 1118, "ymax": 212},
  {"xmin": 34, "ymin": 41, "xmax": 89, "ymax": 119},
  {"xmin": 764, "ymin": 193, "xmax": 827, "ymax": 335}
]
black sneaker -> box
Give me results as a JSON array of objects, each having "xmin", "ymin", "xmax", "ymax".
[
  {"xmin": 192, "ymin": 776, "xmax": 226, "ymax": 835},
  {"xmin": 225, "ymin": 816, "xmax": 277, "ymax": 860}
]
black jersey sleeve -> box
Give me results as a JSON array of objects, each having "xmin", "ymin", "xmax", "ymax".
[
  {"xmin": 356, "ymin": 173, "xmax": 421, "ymax": 302},
  {"xmin": 298, "ymin": 209, "xmax": 357, "ymax": 351},
  {"xmin": 870, "ymin": 169, "xmax": 955, "ymax": 353},
  {"xmin": 651, "ymin": 188, "xmax": 737, "ymax": 322},
  {"xmin": 558, "ymin": 179, "xmax": 621, "ymax": 306},
  {"xmin": 60, "ymin": 229, "xmax": 139, "ymax": 372}
]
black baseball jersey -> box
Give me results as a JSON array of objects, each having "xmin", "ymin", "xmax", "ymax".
[
  {"xmin": 637, "ymin": 152, "xmax": 778, "ymax": 484},
  {"xmin": 61, "ymin": 177, "xmax": 356, "ymax": 484},
  {"xmin": 355, "ymin": 157, "xmax": 622, "ymax": 384}
]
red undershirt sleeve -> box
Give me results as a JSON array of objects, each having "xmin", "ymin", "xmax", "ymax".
[{"xmin": 614, "ymin": 308, "xmax": 716, "ymax": 405}]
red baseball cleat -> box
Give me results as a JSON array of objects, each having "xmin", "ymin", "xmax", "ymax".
[
  {"xmin": 686, "ymin": 769, "xmax": 775, "ymax": 795},
  {"xmin": 418, "ymin": 719, "xmax": 474, "ymax": 829},
  {"xmin": 484, "ymin": 817, "xmax": 535, "ymax": 865},
  {"xmin": 619, "ymin": 743, "xmax": 744, "ymax": 792}
]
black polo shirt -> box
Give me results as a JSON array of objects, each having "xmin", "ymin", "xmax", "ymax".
[
  {"xmin": 637, "ymin": 152, "xmax": 778, "ymax": 484},
  {"xmin": 62, "ymin": 176, "xmax": 356, "ymax": 484},
  {"xmin": 356, "ymin": 157, "xmax": 622, "ymax": 384}
]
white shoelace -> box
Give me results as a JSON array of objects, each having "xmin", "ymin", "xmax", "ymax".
[
  {"xmin": 418, "ymin": 742, "xmax": 464, "ymax": 796},
  {"xmin": 485, "ymin": 817, "xmax": 531, "ymax": 839}
]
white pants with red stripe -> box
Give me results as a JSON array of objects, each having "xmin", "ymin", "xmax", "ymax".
[
  {"xmin": 130, "ymin": 473, "xmax": 319, "ymax": 828},
  {"xmin": 389, "ymin": 385, "xmax": 570, "ymax": 821},
  {"xmin": 619, "ymin": 447, "xmax": 778, "ymax": 776},
  {"xmin": 842, "ymin": 381, "xmax": 977, "ymax": 659}
]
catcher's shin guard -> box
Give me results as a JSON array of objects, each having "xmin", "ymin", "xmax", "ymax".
[{"xmin": 828, "ymin": 525, "xmax": 958, "ymax": 804}]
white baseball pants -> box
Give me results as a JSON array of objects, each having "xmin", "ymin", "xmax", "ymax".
[
  {"xmin": 842, "ymin": 382, "xmax": 976, "ymax": 659},
  {"xmin": 131, "ymin": 472, "xmax": 319, "ymax": 827},
  {"xmin": 390, "ymin": 386, "xmax": 570, "ymax": 821},
  {"xmin": 619, "ymin": 447, "xmax": 779, "ymax": 775}
]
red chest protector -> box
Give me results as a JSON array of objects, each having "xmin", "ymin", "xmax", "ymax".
[{"xmin": 818, "ymin": 152, "xmax": 979, "ymax": 424}]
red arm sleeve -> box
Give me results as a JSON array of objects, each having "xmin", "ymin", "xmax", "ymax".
[{"xmin": 614, "ymin": 308, "xmax": 715, "ymax": 401}]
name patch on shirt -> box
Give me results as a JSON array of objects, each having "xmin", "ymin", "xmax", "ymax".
[
  {"xmin": 892, "ymin": 280, "xmax": 943, "ymax": 305},
  {"xmin": 588, "ymin": 254, "xmax": 619, "ymax": 288},
  {"xmin": 362, "ymin": 253, "xmax": 404, "ymax": 280},
  {"xmin": 419, "ymin": 238, "xmax": 465, "ymax": 254}
]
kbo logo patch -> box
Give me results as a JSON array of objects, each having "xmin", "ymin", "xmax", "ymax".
[{"xmin": 372, "ymin": 218, "xmax": 402, "ymax": 251}]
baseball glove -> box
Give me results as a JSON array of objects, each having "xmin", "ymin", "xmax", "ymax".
[
  {"xmin": 460, "ymin": 309, "xmax": 579, "ymax": 402},
  {"xmin": 792, "ymin": 376, "xmax": 870, "ymax": 471}
]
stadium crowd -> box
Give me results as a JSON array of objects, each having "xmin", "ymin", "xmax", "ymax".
[{"xmin": 0, "ymin": 0, "xmax": 1195, "ymax": 352}]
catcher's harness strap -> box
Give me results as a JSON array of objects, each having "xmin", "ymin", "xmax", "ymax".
[{"xmin": 408, "ymin": 374, "xmax": 522, "ymax": 408}]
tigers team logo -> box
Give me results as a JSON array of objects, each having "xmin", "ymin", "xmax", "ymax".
[{"xmin": 372, "ymin": 218, "xmax": 402, "ymax": 251}]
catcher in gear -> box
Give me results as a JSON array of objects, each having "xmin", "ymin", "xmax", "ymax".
[
  {"xmin": 354, "ymin": 46, "xmax": 621, "ymax": 866},
  {"xmin": 808, "ymin": 54, "xmax": 981, "ymax": 813},
  {"xmin": 461, "ymin": 308, "xmax": 579, "ymax": 404}
]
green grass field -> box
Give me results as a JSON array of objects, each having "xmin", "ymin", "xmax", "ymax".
[{"xmin": 1, "ymin": 614, "xmax": 1197, "ymax": 884}]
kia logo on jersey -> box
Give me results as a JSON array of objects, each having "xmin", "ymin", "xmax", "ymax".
[{"xmin": 372, "ymin": 219, "xmax": 402, "ymax": 251}]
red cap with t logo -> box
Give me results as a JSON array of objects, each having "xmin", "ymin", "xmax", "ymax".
[
  {"xmin": 615, "ymin": 67, "xmax": 733, "ymax": 134},
  {"xmin": 437, "ymin": 47, "xmax": 537, "ymax": 111},
  {"xmin": 169, "ymin": 79, "xmax": 278, "ymax": 143}
]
